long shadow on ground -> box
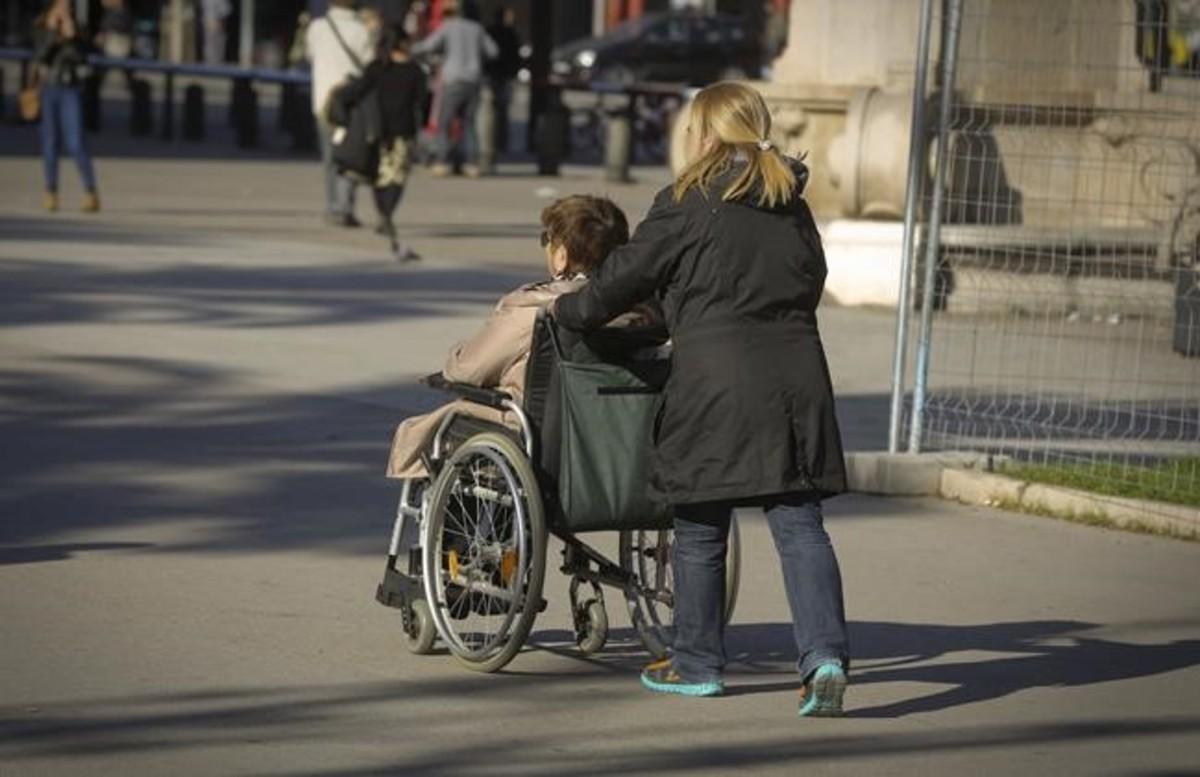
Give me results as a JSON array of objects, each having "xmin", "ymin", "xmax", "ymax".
[{"xmin": 1, "ymin": 619, "xmax": 1197, "ymax": 772}]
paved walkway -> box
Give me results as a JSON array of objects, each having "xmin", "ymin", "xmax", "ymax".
[{"xmin": 1, "ymin": 142, "xmax": 1198, "ymax": 776}]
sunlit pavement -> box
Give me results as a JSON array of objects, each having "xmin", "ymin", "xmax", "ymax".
[{"xmin": 2, "ymin": 138, "xmax": 1199, "ymax": 776}]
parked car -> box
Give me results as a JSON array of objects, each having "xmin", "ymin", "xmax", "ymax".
[{"xmin": 551, "ymin": 12, "xmax": 760, "ymax": 87}]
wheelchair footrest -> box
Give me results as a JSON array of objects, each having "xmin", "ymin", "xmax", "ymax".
[{"xmin": 376, "ymin": 567, "xmax": 422, "ymax": 610}]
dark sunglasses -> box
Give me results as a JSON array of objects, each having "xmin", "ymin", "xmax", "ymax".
[{"xmin": 539, "ymin": 230, "xmax": 551, "ymax": 248}]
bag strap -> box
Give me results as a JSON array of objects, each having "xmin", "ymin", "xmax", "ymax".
[
  {"xmin": 540, "ymin": 309, "xmax": 567, "ymax": 360},
  {"xmin": 325, "ymin": 14, "xmax": 364, "ymax": 73}
]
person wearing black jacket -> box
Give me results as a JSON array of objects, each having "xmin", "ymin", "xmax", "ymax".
[
  {"xmin": 553, "ymin": 82, "xmax": 850, "ymax": 716},
  {"xmin": 336, "ymin": 25, "xmax": 428, "ymax": 261},
  {"xmin": 33, "ymin": 0, "xmax": 99, "ymax": 213},
  {"xmin": 485, "ymin": 6, "xmax": 521, "ymax": 153}
]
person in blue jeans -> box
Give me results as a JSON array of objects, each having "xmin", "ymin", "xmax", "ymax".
[
  {"xmin": 554, "ymin": 82, "xmax": 850, "ymax": 717},
  {"xmin": 33, "ymin": 0, "xmax": 100, "ymax": 213},
  {"xmin": 412, "ymin": 0, "xmax": 497, "ymax": 177}
]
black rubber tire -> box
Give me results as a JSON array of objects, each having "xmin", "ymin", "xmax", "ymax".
[
  {"xmin": 422, "ymin": 432, "xmax": 547, "ymax": 673},
  {"xmin": 575, "ymin": 599, "xmax": 609, "ymax": 656},
  {"xmin": 403, "ymin": 598, "xmax": 437, "ymax": 655}
]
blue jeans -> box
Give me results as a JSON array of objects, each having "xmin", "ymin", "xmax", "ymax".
[
  {"xmin": 40, "ymin": 85, "xmax": 97, "ymax": 193},
  {"xmin": 672, "ymin": 497, "xmax": 849, "ymax": 684},
  {"xmin": 435, "ymin": 80, "xmax": 480, "ymax": 165}
]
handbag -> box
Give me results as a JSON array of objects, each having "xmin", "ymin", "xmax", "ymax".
[
  {"xmin": 331, "ymin": 95, "xmax": 382, "ymax": 181},
  {"xmin": 19, "ymin": 85, "xmax": 40, "ymax": 122},
  {"xmin": 545, "ymin": 319, "xmax": 674, "ymax": 533}
]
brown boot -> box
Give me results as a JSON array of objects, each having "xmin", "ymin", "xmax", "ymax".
[
  {"xmin": 81, "ymin": 192, "xmax": 101, "ymax": 213},
  {"xmin": 43, "ymin": 191, "xmax": 59, "ymax": 212}
]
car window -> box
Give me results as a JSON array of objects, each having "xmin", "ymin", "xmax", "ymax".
[
  {"xmin": 694, "ymin": 18, "xmax": 724, "ymax": 45},
  {"xmin": 646, "ymin": 17, "xmax": 689, "ymax": 44}
]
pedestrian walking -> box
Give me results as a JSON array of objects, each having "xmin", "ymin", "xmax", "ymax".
[
  {"xmin": 412, "ymin": 0, "xmax": 497, "ymax": 177},
  {"xmin": 32, "ymin": 0, "xmax": 100, "ymax": 214},
  {"xmin": 554, "ymin": 82, "xmax": 851, "ymax": 717},
  {"xmin": 332, "ymin": 25, "xmax": 429, "ymax": 261},
  {"xmin": 485, "ymin": 6, "xmax": 521, "ymax": 154},
  {"xmin": 306, "ymin": 0, "xmax": 374, "ymax": 227}
]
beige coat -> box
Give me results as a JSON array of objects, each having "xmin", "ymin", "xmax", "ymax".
[{"xmin": 386, "ymin": 278, "xmax": 586, "ymax": 479}]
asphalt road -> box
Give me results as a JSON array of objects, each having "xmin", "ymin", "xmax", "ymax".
[{"xmin": 1, "ymin": 137, "xmax": 1198, "ymax": 776}]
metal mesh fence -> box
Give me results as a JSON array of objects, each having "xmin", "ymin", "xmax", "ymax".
[{"xmin": 900, "ymin": 0, "xmax": 1200, "ymax": 511}]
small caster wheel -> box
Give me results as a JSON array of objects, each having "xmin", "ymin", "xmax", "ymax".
[
  {"xmin": 575, "ymin": 598, "xmax": 609, "ymax": 656},
  {"xmin": 404, "ymin": 599, "xmax": 437, "ymax": 655}
]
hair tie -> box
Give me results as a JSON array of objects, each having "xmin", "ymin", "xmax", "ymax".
[{"xmin": 756, "ymin": 138, "xmax": 773, "ymax": 152}]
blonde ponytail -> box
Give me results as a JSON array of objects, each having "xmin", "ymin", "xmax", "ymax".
[{"xmin": 673, "ymin": 82, "xmax": 796, "ymax": 208}]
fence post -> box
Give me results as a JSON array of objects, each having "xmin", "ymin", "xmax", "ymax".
[
  {"xmin": 232, "ymin": 77, "xmax": 258, "ymax": 148},
  {"xmin": 82, "ymin": 72, "xmax": 101, "ymax": 131},
  {"xmin": 476, "ymin": 83, "xmax": 497, "ymax": 174},
  {"xmin": 535, "ymin": 85, "xmax": 566, "ymax": 175},
  {"xmin": 182, "ymin": 83, "xmax": 205, "ymax": 140},
  {"xmin": 129, "ymin": 77, "xmax": 152, "ymax": 135},
  {"xmin": 888, "ymin": 0, "xmax": 937, "ymax": 453},
  {"xmin": 160, "ymin": 69, "xmax": 175, "ymax": 140},
  {"xmin": 604, "ymin": 93, "xmax": 634, "ymax": 183},
  {"xmin": 907, "ymin": 0, "xmax": 964, "ymax": 454}
]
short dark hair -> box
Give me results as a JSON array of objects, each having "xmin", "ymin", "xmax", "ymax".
[
  {"xmin": 378, "ymin": 23, "xmax": 410, "ymax": 57},
  {"xmin": 541, "ymin": 195, "xmax": 629, "ymax": 274}
]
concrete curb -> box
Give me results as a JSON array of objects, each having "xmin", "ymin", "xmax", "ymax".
[{"xmin": 846, "ymin": 451, "xmax": 1200, "ymax": 539}]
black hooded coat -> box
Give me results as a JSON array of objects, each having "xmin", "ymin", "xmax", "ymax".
[{"xmin": 554, "ymin": 160, "xmax": 847, "ymax": 505}]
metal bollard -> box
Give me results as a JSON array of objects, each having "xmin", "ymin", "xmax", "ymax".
[
  {"xmin": 129, "ymin": 78, "xmax": 152, "ymax": 136},
  {"xmin": 476, "ymin": 83, "xmax": 497, "ymax": 174},
  {"xmin": 182, "ymin": 83, "xmax": 205, "ymax": 141},
  {"xmin": 160, "ymin": 71, "xmax": 175, "ymax": 140},
  {"xmin": 82, "ymin": 72, "xmax": 101, "ymax": 131},
  {"xmin": 286, "ymin": 86, "xmax": 317, "ymax": 152},
  {"xmin": 231, "ymin": 78, "xmax": 258, "ymax": 149},
  {"xmin": 278, "ymin": 82, "xmax": 292, "ymax": 130},
  {"xmin": 604, "ymin": 96, "xmax": 634, "ymax": 183},
  {"xmin": 535, "ymin": 87, "xmax": 568, "ymax": 176}
]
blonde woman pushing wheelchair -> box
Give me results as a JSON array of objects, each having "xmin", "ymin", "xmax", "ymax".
[{"xmin": 554, "ymin": 82, "xmax": 850, "ymax": 717}]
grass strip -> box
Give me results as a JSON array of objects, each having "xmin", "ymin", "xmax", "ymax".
[{"xmin": 1002, "ymin": 458, "xmax": 1200, "ymax": 509}]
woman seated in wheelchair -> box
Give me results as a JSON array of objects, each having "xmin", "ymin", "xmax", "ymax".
[{"xmin": 385, "ymin": 194, "xmax": 638, "ymax": 480}]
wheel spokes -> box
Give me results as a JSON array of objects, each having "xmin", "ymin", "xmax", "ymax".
[{"xmin": 430, "ymin": 446, "xmax": 529, "ymax": 661}]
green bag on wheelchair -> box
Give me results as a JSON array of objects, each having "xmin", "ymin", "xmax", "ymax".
[{"xmin": 556, "ymin": 359, "xmax": 674, "ymax": 533}]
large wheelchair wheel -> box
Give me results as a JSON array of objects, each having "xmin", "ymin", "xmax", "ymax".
[
  {"xmin": 421, "ymin": 432, "xmax": 547, "ymax": 673},
  {"xmin": 619, "ymin": 516, "xmax": 741, "ymax": 660}
]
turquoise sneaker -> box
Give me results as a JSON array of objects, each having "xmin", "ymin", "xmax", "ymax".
[
  {"xmin": 639, "ymin": 659, "xmax": 724, "ymax": 697},
  {"xmin": 799, "ymin": 663, "xmax": 847, "ymax": 717}
]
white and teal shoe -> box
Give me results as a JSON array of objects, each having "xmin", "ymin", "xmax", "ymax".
[{"xmin": 799, "ymin": 663, "xmax": 847, "ymax": 717}]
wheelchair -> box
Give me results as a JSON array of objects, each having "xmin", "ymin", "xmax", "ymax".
[{"xmin": 375, "ymin": 311, "xmax": 741, "ymax": 672}]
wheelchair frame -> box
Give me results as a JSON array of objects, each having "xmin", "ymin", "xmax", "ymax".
[{"xmin": 375, "ymin": 315, "xmax": 740, "ymax": 672}]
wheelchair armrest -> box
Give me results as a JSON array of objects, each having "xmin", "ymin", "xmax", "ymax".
[{"xmin": 422, "ymin": 372, "xmax": 513, "ymax": 411}]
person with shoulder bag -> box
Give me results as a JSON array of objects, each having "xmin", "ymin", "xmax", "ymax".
[
  {"xmin": 32, "ymin": 0, "xmax": 100, "ymax": 214},
  {"xmin": 330, "ymin": 25, "xmax": 429, "ymax": 261},
  {"xmin": 553, "ymin": 82, "xmax": 851, "ymax": 717},
  {"xmin": 306, "ymin": 0, "xmax": 374, "ymax": 227}
]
